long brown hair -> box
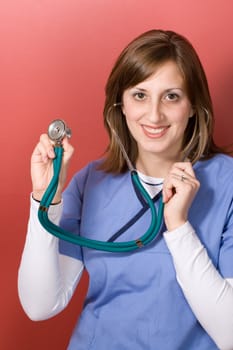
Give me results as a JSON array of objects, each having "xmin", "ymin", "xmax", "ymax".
[{"xmin": 100, "ymin": 29, "xmax": 225, "ymax": 173}]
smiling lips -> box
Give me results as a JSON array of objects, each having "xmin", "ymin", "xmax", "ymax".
[{"xmin": 142, "ymin": 125, "xmax": 170, "ymax": 138}]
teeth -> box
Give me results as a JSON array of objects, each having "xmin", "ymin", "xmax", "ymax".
[{"xmin": 144, "ymin": 126, "xmax": 166, "ymax": 134}]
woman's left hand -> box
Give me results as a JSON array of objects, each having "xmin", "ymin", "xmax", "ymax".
[{"xmin": 162, "ymin": 162, "xmax": 200, "ymax": 231}]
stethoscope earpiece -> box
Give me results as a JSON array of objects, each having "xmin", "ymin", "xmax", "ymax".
[{"xmin": 113, "ymin": 102, "xmax": 122, "ymax": 107}]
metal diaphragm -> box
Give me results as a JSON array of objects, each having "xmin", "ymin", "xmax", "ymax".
[{"xmin": 48, "ymin": 119, "xmax": 71, "ymax": 143}]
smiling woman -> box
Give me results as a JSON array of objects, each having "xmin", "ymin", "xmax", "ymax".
[
  {"xmin": 121, "ymin": 61, "xmax": 194, "ymax": 175},
  {"xmin": 18, "ymin": 29, "xmax": 233, "ymax": 350},
  {"xmin": 101, "ymin": 30, "xmax": 222, "ymax": 175}
]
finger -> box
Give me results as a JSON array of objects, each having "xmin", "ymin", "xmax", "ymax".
[
  {"xmin": 62, "ymin": 136, "xmax": 74, "ymax": 152},
  {"xmin": 169, "ymin": 163, "xmax": 197, "ymax": 185},
  {"xmin": 32, "ymin": 144, "xmax": 49, "ymax": 164},
  {"xmin": 162, "ymin": 175, "xmax": 176, "ymax": 203},
  {"xmin": 170, "ymin": 171, "xmax": 194, "ymax": 183},
  {"xmin": 162, "ymin": 187, "xmax": 174, "ymax": 203},
  {"xmin": 171, "ymin": 162, "xmax": 195, "ymax": 177},
  {"xmin": 61, "ymin": 137, "xmax": 75, "ymax": 164},
  {"xmin": 32, "ymin": 136, "xmax": 55, "ymax": 163},
  {"xmin": 163, "ymin": 170, "xmax": 199, "ymax": 203},
  {"xmin": 39, "ymin": 134, "xmax": 56, "ymax": 158}
]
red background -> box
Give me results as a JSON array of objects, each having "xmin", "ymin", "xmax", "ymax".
[{"xmin": 0, "ymin": 0, "xmax": 232, "ymax": 349}]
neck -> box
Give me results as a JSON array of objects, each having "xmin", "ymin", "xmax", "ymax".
[{"xmin": 136, "ymin": 153, "xmax": 182, "ymax": 178}]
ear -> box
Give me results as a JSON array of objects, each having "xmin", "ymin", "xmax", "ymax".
[{"xmin": 189, "ymin": 107, "xmax": 195, "ymax": 118}]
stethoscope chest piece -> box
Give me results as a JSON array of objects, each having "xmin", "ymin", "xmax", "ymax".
[{"xmin": 48, "ymin": 119, "xmax": 71, "ymax": 144}]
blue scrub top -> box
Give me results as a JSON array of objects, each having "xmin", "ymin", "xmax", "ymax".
[{"xmin": 59, "ymin": 154, "xmax": 233, "ymax": 350}]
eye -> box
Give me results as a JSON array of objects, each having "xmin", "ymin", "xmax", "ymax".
[
  {"xmin": 133, "ymin": 92, "xmax": 147, "ymax": 101},
  {"xmin": 165, "ymin": 93, "xmax": 180, "ymax": 102}
]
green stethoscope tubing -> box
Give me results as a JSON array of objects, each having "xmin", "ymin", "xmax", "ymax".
[{"xmin": 38, "ymin": 146, "xmax": 164, "ymax": 252}]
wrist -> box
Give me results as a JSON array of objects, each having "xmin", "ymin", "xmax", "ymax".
[
  {"xmin": 32, "ymin": 191, "xmax": 62, "ymax": 204},
  {"xmin": 165, "ymin": 219, "xmax": 187, "ymax": 232},
  {"xmin": 32, "ymin": 191, "xmax": 44, "ymax": 202}
]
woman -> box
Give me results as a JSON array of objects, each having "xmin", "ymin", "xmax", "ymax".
[{"xmin": 18, "ymin": 30, "xmax": 233, "ymax": 350}]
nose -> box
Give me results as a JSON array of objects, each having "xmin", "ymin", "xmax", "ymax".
[{"xmin": 146, "ymin": 98, "xmax": 163, "ymax": 123}]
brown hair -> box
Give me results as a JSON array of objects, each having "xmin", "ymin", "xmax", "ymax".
[{"xmin": 100, "ymin": 29, "xmax": 225, "ymax": 173}]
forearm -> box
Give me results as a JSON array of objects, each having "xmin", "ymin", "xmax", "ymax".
[
  {"xmin": 18, "ymin": 197, "xmax": 84, "ymax": 321},
  {"xmin": 164, "ymin": 222, "xmax": 233, "ymax": 350}
]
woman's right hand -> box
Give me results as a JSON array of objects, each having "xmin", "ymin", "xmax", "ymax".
[{"xmin": 31, "ymin": 134, "xmax": 74, "ymax": 203}]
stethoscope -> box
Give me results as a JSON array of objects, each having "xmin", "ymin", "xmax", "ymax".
[{"xmin": 38, "ymin": 119, "xmax": 164, "ymax": 252}]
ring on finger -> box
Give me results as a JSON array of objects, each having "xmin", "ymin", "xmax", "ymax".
[{"xmin": 181, "ymin": 174, "xmax": 186, "ymax": 182}]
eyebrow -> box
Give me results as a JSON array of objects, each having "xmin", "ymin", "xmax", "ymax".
[
  {"xmin": 164, "ymin": 88, "xmax": 184, "ymax": 92},
  {"xmin": 130, "ymin": 87, "xmax": 184, "ymax": 92},
  {"xmin": 130, "ymin": 87, "xmax": 147, "ymax": 92}
]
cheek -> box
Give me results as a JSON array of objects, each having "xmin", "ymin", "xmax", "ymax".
[
  {"xmin": 173, "ymin": 118, "xmax": 190, "ymax": 136},
  {"xmin": 168, "ymin": 104, "xmax": 191, "ymax": 125},
  {"xmin": 170, "ymin": 114, "xmax": 189, "ymax": 125},
  {"xmin": 125, "ymin": 117, "xmax": 140, "ymax": 139},
  {"xmin": 123, "ymin": 103, "xmax": 144, "ymax": 122},
  {"xmin": 122, "ymin": 95, "xmax": 142, "ymax": 120}
]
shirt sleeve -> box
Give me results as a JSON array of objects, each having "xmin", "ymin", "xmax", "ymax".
[
  {"xmin": 18, "ymin": 196, "xmax": 84, "ymax": 321},
  {"xmin": 164, "ymin": 222, "xmax": 233, "ymax": 350},
  {"xmin": 218, "ymin": 198, "xmax": 233, "ymax": 278}
]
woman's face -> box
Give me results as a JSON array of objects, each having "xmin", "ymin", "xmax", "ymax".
[{"xmin": 122, "ymin": 60, "xmax": 193, "ymax": 163}]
